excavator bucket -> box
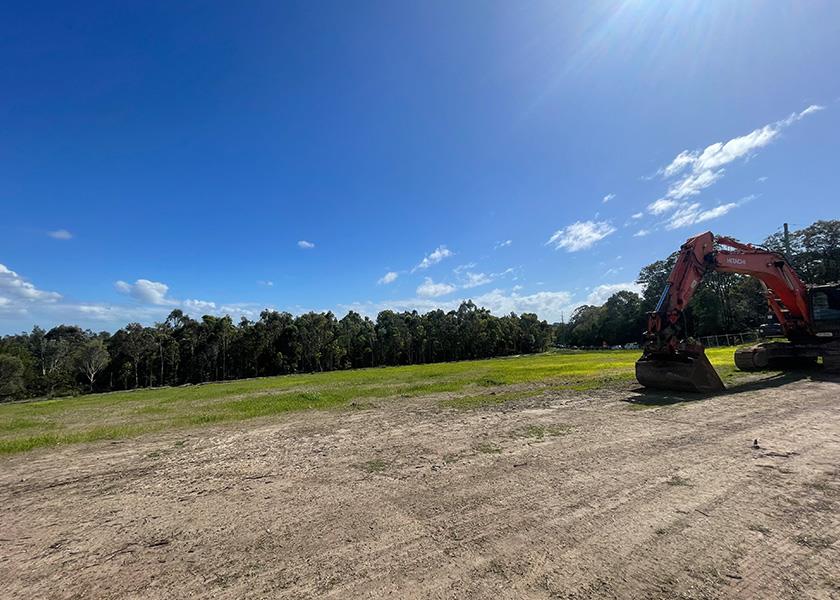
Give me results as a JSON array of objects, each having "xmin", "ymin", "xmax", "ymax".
[{"xmin": 635, "ymin": 350, "xmax": 725, "ymax": 394}]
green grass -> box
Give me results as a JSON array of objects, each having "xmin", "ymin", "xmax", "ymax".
[
  {"xmin": 475, "ymin": 441, "xmax": 502, "ymax": 454},
  {"xmin": 513, "ymin": 424, "xmax": 574, "ymax": 440},
  {"xmin": 665, "ymin": 475, "xmax": 692, "ymax": 487},
  {"xmin": 0, "ymin": 348, "xmax": 741, "ymax": 455},
  {"xmin": 360, "ymin": 459, "xmax": 390, "ymax": 473}
]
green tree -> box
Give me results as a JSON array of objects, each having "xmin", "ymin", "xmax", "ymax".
[
  {"xmin": 0, "ymin": 354, "xmax": 25, "ymax": 400},
  {"xmin": 765, "ymin": 220, "xmax": 840, "ymax": 284},
  {"xmin": 75, "ymin": 338, "xmax": 111, "ymax": 391}
]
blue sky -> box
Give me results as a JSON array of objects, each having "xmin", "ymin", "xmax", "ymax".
[{"xmin": 2, "ymin": 1, "xmax": 839, "ymax": 334}]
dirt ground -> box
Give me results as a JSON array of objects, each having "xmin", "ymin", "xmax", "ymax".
[{"xmin": 2, "ymin": 375, "xmax": 839, "ymax": 599}]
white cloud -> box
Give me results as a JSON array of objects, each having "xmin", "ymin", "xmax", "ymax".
[
  {"xmin": 664, "ymin": 202, "xmax": 739, "ymax": 230},
  {"xmin": 546, "ymin": 220, "xmax": 616, "ymax": 252},
  {"xmin": 0, "ymin": 264, "xmax": 272, "ymax": 334},
  {"xmin": 647, "ymin": 198, "xmax": 678, "ymax": 215},
  {"xmin": 461, "ymin": 272, "xmax": 492, "ymax": 289},
  {"xmin": 665, "ymin": 168, "xmax": 724, "ymax": 200},
  {"xmin": 634, "ymin": 229, "xmax": 652, "ymax": 237},
  {"xmin": 454, "ymin": 267, "xmax": 515, "ymax": 290},
  {"xmin": 0, "ymin": 264, "xmax": 62, "ymax": 312},
  {"xmin": 631, "ymin": 212, "xmax": 643, "ymax": 219},
  {"xmin": 797, "ymin": 104, "xmax": 824, "ymax": 118},
  {"xmin": 257, "ymin": 280, "xmax": 274, "ymax": 287},
  {"xmin": 494, "ymin": 239, "xmax": 512, "ymax": 250},
  {"xmin": 453, "ymin": 262, "xmax": 477, "ymax": 274},
  {"xmin": 47, "ymin": 229, "xmax": 73, "ymax": 240},
  {"xmin": 416, "ymin": 277, "xmax": 456, "ymax": 298},
  {"xmin": 471, "ymin": 289, "xmax": 576, "ymax": 320},
  {"xmin": 655, "ymin": 105, "xmax": 824, "ymax": 205},
  {"xmin": 115, "ymin": 279, "xmax": 176, "ymax": 305},
  {"xmin": 660, "ymin": 150, "xmax": 697, "ymax": 178},
  {"xmin": 378, "ymin": 271, "xmax": 398, "ymax": 285},
  {"xmin": 585, "ymin": 282, "xmax": 642, "ymax": 305},
  {"xmin": 297, "ymin": 240, "xmax": 315, "ymax": 249},
  {"xmin": 413, "ymin": 245, "xmax": 453, "ymax": 271},
  {"xmin": 183, "ymin": 299, "xmax": 217, "ymax": 313},
  {"xmin": 757, "ymin": 176, "xmax": 768, "ymax": 183},
  {"xmin": 602, "ymin": 193, "xmax": 616, "ymax": 203}
]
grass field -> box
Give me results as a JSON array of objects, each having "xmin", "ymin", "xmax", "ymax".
[{"xmin": 0, "ymin": 348, "xmax": 741, "ymax": 455}]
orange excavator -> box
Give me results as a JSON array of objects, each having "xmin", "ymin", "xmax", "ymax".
[{"xmin": 635, "ymin": 231, "xmax": 840, "ymax": 392}]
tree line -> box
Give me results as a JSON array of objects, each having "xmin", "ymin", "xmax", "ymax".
[
  {"xmin": 1, "ymin": 220, "xmax": 837, "ymax": 400},
  {"xmin": 0, "ymin": 302, "xmax": 554, "ymax": 399}
]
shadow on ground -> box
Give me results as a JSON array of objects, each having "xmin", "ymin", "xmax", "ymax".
[{"xmin": 623, "ymin": 369, "xmax": 836, "ymax": 408}]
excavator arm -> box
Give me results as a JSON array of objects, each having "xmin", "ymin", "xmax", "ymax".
[{"xmin": 635, "ymin": 231, "xmax": 813, "ymax": 393}]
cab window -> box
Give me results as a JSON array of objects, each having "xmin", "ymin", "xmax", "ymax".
[{"xmin": 812, "ymin": 289, "xmax": 840, "ymax": 321}]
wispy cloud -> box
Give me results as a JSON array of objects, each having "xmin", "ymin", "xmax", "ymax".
[
  {"xmin": 634, "ymin": 229, "xmax": 651, "ymax": 237},
  {"xmin": 602, "ymin": 193, "xmax": 615, "ymax": 203},
  {"xmin": 416, "ymin": 277, "xmax": 456, "ymax": 298},
  {"xmin": 378, "ymin": 271, "xmax": 398, "ymax": 285},
  {"xmin": 451, "ymin": 266, "xmax": 515, "ymax": 290},
  {"xmin": 546, "ymin": 220, "xmax": 616, "ymax": 252},
  {"xmin": 257, "ymin": 280, "xmax": 274, "ymax": 287},
  {"xmin": 494, "ymin": 239, "xmax": 512, "ymax": 250},
  {"xmin": 654, "ymin": 105, "xmax": 824, "ymax": 204},
  {"xmin": 461, "ymin": 272, "xmax": 492, "ymax": 289},
  {"xmin": 647, "ymin": 199, "xmax": 678, "ymax": 215},
  {"xmin": 659, "ymin": 194, "xmax": 757, "ymax": 230},
  {"xmin": 664, "ymin": 168, "xmax": 724, "ymax": 200},
  {"xmin": 413, "ymin": 245, "xmax": 453, "ymax": 271},
  {"xmin": 47, "ymin": 229, "xmax": 73, "ymax": 240},
  {"xmin": 297, "ymin": 240, "xmax": 315, "ymax": 249},
  {"xmin": 631, "ymin": 212, "xmax": 643, "ymax": 219}
]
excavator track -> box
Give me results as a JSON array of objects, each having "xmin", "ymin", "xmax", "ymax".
[
  {"xmin": 733, "ymin": 345, "xmax": 768, "ymax": 371},
  {"xmin": 735, "ymin": 342, "xmax": 823, "ymax": 371}
]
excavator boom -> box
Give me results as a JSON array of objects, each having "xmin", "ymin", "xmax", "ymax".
[{"xmin": 635, "ymin": 231, "xmax": 815, "ymax": 393}]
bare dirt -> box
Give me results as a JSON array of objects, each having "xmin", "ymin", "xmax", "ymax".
[{"xmin": 2, "ymin": 375, "xmax": 840, "ymax": 599}]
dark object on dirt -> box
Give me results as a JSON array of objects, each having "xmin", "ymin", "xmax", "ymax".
[
  {"xmin": 635, "ymin": 347, "xmax": 725, "ymax": 393},
  {"xmin": 752, "ymin": 439, "xmax": 760, "ymax": 449}
]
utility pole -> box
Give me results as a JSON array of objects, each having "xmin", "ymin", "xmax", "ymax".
[{"xmin": 783, "ymin": 223, "xmax": 791, "ymax": 255}]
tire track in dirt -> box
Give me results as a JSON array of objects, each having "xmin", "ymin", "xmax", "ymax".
[{"xmin": 0, "ymin": 378, "xmax": 838, "ymax": 599}]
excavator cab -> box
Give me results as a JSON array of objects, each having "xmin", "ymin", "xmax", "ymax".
[{"xmin": 809, "ymin": 285, "xmax": 840, "ymax": 332}]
